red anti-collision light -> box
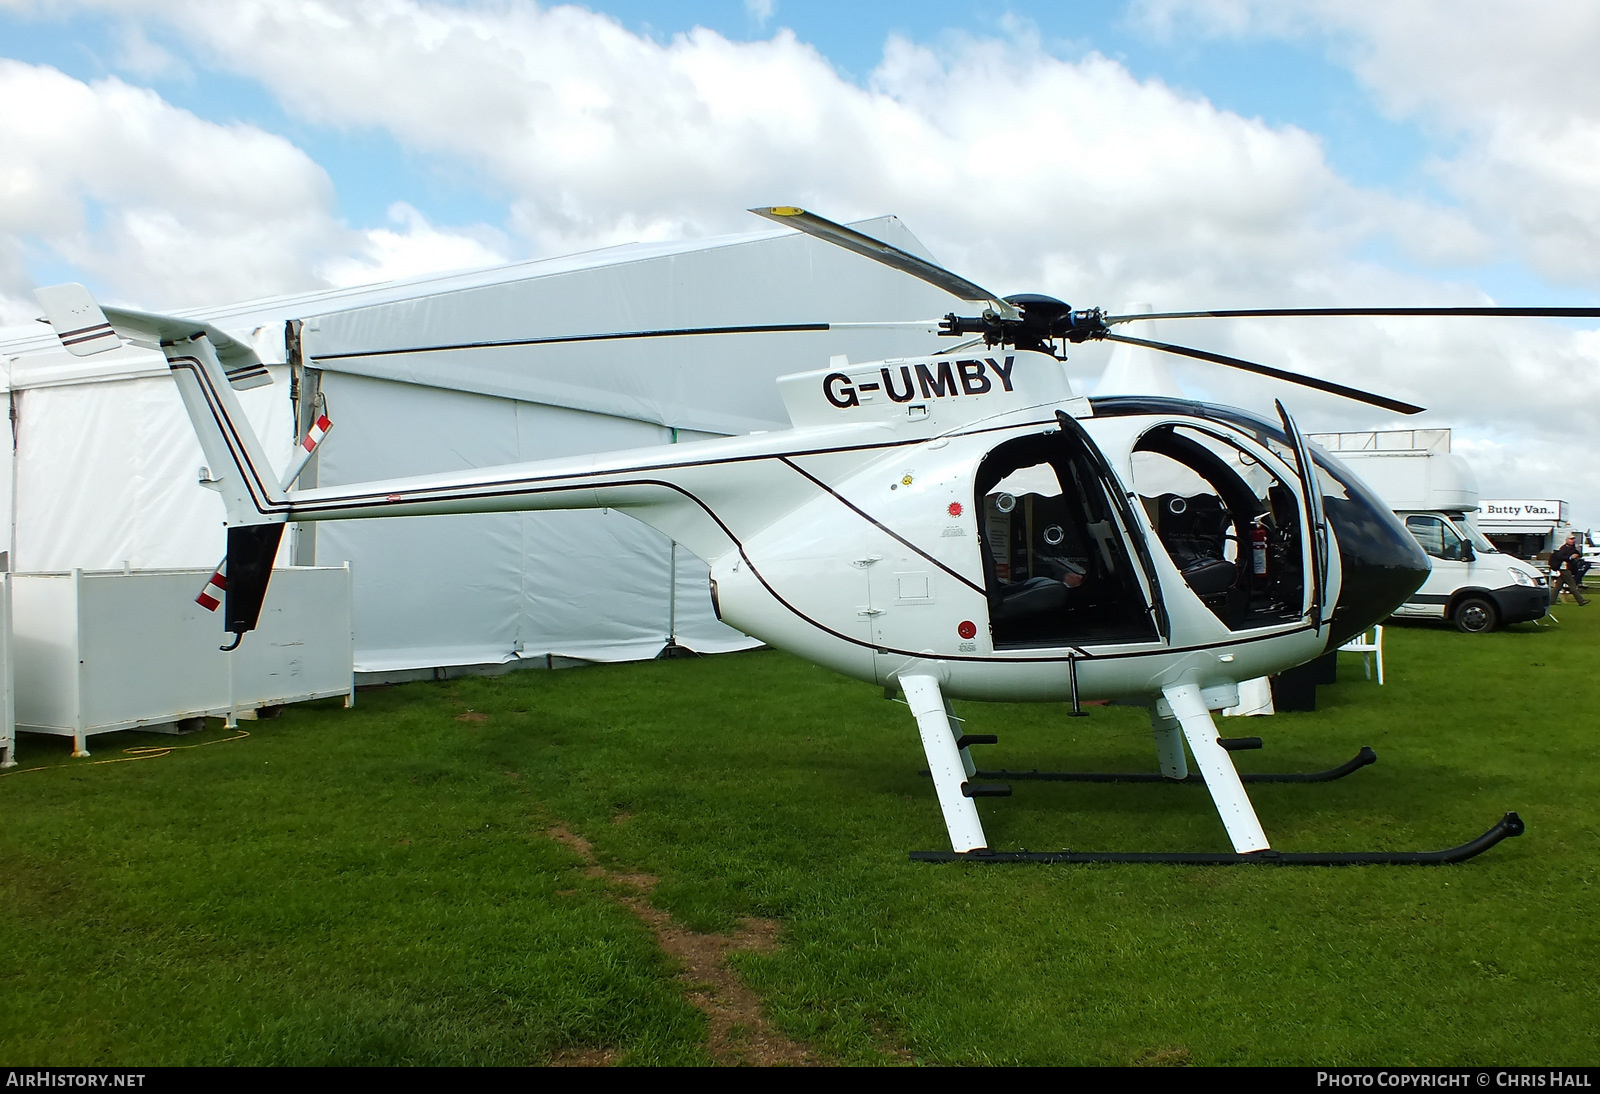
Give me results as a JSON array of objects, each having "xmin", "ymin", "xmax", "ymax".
[
  {"xmin": 948, "ymin": 502, "xmax": 963, "ymax": 517},
  {"xmin": 958, "ymin": 620, "xmax": 977, "ymax": 640}
]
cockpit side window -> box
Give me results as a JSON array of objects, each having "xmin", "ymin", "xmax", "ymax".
[
  {"xmin": 976, "ymin": 433, "xmax": 1159, "ymax": 649},
  {"xmin": 1130, "ymin": 424, "xmax": 1306, "ymax": 629}
]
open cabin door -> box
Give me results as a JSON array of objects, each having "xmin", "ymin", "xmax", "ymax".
[
  {"xmin": 1054, "ymin": 411, "xmax": 1169, "ymax": 641},
  {"xmin": 972, "ymin": 415, "xmax": 1167, "ymax": 650},
  {"xmin": 1275, "ymin": 400, "xmax": 1330, "ymax": 633}
]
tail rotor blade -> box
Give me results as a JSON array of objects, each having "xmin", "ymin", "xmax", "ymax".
[
  {"xmin": 1101, "ymin": 332, "xmax": 1425, "ymax": 415},
  {"xmin": 279, "ymin": 411, "xmax": 332, "ymax": 491},
  {"xmin": 196, "ymin": 564, "xmax": 227, "ymax": 613}
]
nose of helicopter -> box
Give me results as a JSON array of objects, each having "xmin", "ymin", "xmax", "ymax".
[{"xmin": 1319, "ymin": 455, "xmax": 1431, "ymax": 651}]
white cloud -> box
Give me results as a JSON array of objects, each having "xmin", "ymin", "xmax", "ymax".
[
  {"xmin": 1130, "ymin": 0, "xmax": 1600, "ymax": 286},
  {"xmin": 744, "ymin": 0, "xmax": 775, "ymax": 28},
  {"xmin": 43, "ymin": 3, "xmax": 1364, "ymax": 286},
  {"xmin": 4, "ymin": 1, "xmax": 1599, "ymax": 519},
  {"xmin": 320, "ymin": 201, "xmax": 509, "ymax": 287},
  {"xmin": 111, "ymin": 20, "xmax": 184, "ymax": 79},
  {"xmin": 0, "ymin": 58, "xmax": 338, "ymax": 312},
  {"xmin": 49, "ymin": 1, "xmax": 1499, "ymax": 317},
  {"xmin": 0, "ymin": 54, "xmax": 513, "ymax": 326},
  {"xmin": 1457, "ymin": 432, "xmax": 1600, "ymax": 535}
]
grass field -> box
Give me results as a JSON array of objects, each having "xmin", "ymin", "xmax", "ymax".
[{"xmin": 2, "ymin": 602, "xmax": 1597, "ymax": 1066}]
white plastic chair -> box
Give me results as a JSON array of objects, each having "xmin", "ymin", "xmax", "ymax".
[{"xmin": 1338, "ymin": 624, "xmax": 1384, "ymax": 685}]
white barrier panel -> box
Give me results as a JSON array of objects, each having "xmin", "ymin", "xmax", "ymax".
[
  {"xmin": 230, "ymin": 567, "xmax": 355, "ymax": 713},
  {"xmin": 12, "ymin": 566, "xmax": 353, "ymax": 757},
  {"xmin": 0, "ymin": 576, "xmax": 14, "ymax": 768}
]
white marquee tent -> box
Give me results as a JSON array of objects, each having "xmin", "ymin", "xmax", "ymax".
[{"xmin": 0, "ymin": 218, "xmax": 956, "ymax": 674}]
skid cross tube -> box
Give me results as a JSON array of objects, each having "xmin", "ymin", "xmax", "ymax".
[
  {"xmin": 964, "ymin": 746, "xmax": 1378, "ymax": 785},
  {"xmin": 910, "ymin": 812, "xmax": 1525, "ymax": 865}
]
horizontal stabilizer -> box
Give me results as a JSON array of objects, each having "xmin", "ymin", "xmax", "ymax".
[
  {"xmin": 34, "ymin": 284, "xmax": 121, "ymax": 356},
  {"xmin": 36, "ymin": 283, "xmax": 271, "ymax": 390}
]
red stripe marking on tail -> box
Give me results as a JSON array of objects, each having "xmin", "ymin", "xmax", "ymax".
[
  {"xmin": 300, "ymin": 413, "xmax": 333, "ymax": 451},
  {"xmin": 196, "ymin": 568, "xmax": 227, "ymax": 612}
]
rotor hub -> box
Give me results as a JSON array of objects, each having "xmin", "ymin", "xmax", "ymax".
[{"xmin": 940, "ymin": 295, "xmax": 1109, "ymax": 354}]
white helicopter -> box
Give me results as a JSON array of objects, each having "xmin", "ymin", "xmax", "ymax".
[{"xmin": 39, "ymin": 207, "xmax": 1564, "ymax": 864}]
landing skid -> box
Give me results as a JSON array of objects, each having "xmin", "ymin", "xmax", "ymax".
[
  {"xmin": 897, "ymin": 673, "xmax": 1523, "ymax": 865},
  {"xmin": 967, "ymin": 745, "xmax": 1378, "ymax": 785},
  {"xmin": 910, "ymin": 812, "xmax": 1525, "ymax": 865}
]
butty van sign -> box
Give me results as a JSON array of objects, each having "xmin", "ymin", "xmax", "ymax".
[{"xmin": 1479, "ymin": 500, "xmax": 1568, "ymax": 522}]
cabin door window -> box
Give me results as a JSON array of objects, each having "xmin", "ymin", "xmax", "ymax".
[{"xmin": 975, "ymin": 431, "xmax": 1161, "ymax": 649}]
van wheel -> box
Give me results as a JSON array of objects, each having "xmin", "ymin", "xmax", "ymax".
[{"xmin": 1454, "ymin": 596, "xmax": 1498, "ymax": 634}]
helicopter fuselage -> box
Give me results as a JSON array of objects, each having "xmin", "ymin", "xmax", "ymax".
[{"xmin": 279, "ymin": 349, "xmax": 1428, "ymax": 705}]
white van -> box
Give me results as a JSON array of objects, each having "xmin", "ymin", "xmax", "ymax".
[
  {"xmin": 1309, "ymin": 428, "xmax": 1548, "ymax": 633},
  {"xmin": 1389, "ymin": 511, "xmax": 1548, "ymax": 633}
]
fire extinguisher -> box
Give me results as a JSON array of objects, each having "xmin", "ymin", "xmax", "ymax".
[{"xmin": 1252, "ymin": 521, "xmax": 1269, "ymax": 576}]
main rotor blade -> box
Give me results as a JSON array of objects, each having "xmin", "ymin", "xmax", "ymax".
[
  {"xmin": 1106, "ymin": 306, "xmax": 1600, "ymax": 323},
  {"xmin": 750, "ymin": 207, "xmax": 1020, "ymax": 321},
  {"xmin": 1102, "ymin": 332, "xmax": 1426, "ymax": 415},
  {"xmin": 309, "ymin": 320, "xmax": 942, "ymax": 362}
]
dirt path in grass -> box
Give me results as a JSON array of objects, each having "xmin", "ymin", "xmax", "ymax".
[{"xmin": 546, "ymin": 824, "xmax": 819, "ymax": 1067}]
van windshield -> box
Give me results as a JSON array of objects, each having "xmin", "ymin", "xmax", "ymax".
[{"xmin": 1457, "ymin": 519, "xmax": 1499, "ymax": 554}]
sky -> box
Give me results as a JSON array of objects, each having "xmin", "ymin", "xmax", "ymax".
[{"xmin": 3, "ymin": 0, "xmax": 1599, "ymax": 524}]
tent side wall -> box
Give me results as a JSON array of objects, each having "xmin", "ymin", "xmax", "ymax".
[
  {"xmin": 8, "ymin": 366, "xmax": 294, "ymax": 572},
  {"xmin": 308, "ymin": 371, "xmax": 752, "ymax": 671}
]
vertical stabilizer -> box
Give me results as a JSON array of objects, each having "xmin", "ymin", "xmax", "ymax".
[
  {"xmin": 223, "ymin": 524, "xmax": 286, "ymax": 644},
  {"xmin": 37, "ymin": 285, "xmax": 289, "ymax": 647},
  {"xmin": 158, "ymin": 332, "xmax": 289, "ymax": 528},
  {"xmin": 36, "ymin": 285, "xmax": 288, "ymax": 530}
]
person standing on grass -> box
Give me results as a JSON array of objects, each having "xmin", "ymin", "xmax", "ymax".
[{"xmin": 1550, "ymin": 533, "xmax": 1589, "ymax": 606}]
